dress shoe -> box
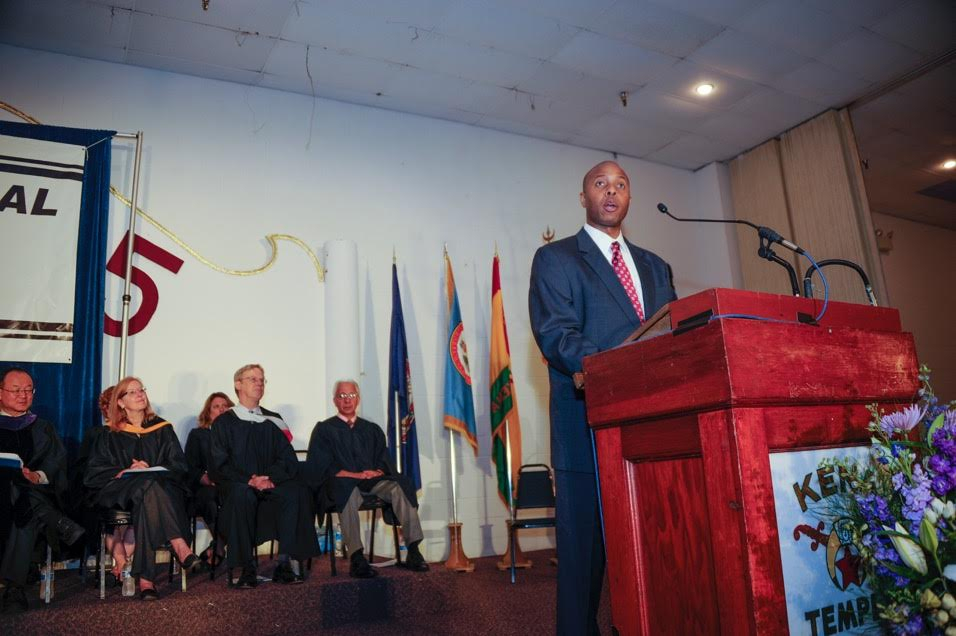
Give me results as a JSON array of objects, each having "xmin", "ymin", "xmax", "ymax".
[
  {"xmin": 139, "ymin": 587, "xmax": 159, "ymax": 601},
  {"xmin": 349, "ymin": 550, "xmax": 377, "ymax": 579},
  {"xmin": 174, "ymin": 552, "xmax": 200, "ymax": 572},
  {"xmin": 55, "ymin": 516, "xmax": 86, "ymax": 546},
  {"xmin": 272, "ymin": 561, "xmax": 304, "ymax": 585},
  {"xmin": 235, "ymin": 566, "xmax": 258, "ymax": 589},
  {"xmin": 1, "ymin": 585, "xmax": 28, "ymax": 614},
  {"xmin": 399, "ymin": 543, "xmax": 430, "ymax": 572}
]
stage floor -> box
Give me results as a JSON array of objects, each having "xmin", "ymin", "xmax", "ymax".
[{"xmin": 0, "ymin": 549, "xmax": 611, "ymax": 635}]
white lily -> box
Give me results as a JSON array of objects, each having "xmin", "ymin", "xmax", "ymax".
[
  {"xmin": 944, "ymin": 564, "xmax": 956, "ymax": 582},
  {"xmin": 884, "ymin": 523, "xmax": 928, "ymax": 575}
]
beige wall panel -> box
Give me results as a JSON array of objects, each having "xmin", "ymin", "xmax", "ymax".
[
  {"xmin": 780, "ymin": 110, "xmax": 871, "ymax": 304},
  {"xmin": 729, "ymin": 140, "xmax": 800, "ymax": 296}
]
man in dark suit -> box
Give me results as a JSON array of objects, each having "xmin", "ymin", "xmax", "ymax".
[{"xmin": 529, "ymin": 161, "xmax": 676, "ymax": 635}]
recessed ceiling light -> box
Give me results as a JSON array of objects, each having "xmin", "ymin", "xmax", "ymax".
[
  {"xmin": 695, "ymin": 83, "xmax": 715, "ymax": 96},
  {"xmin": 943, "ymin": 159, "xmax": 956, "ymax": 170}
]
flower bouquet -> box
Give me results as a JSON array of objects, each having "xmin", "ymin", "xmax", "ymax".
[{"xmin": 822, "ymin": 367, "xmax": 956, "ymax": 635}]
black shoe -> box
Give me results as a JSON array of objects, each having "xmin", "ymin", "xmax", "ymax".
[
  {"xmin": 1, "ymin": 585, "xmax": 28, "ymax": 614},
  {"xmin": 175, "ymin": 552, "xmax": 200, "ymax": 572},
  {"xmin": 399, "ymin": 542, "xmax": 430, "ymax": 572},
  {"xmin": 235, "ymin": 566, "xmax": 258, "ymax": 589},
  {"xmin": 349, "ymin": 550, "xmax": 377, "ymax": 579},
  {"xmin": 55, "ymin": 516, "xmax": 86, "ymax": 546},
  {"xmin": 139, "ymin": 587, "xmax": 159, "ymax": 601},
  {"xmin": 272, "ymin": 561, "xmax": 304, "ymax": 585}
]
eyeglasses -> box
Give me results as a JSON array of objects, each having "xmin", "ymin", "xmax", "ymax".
[
  {"xmin": 123, "ymin": 388, "xmax": 147, "ymax": 397},
  {"xmin": 1, "ymin": 387, "xmax": 35, "ymax": 396},
  {"xmin": 335, "ymin": 392, "xmax": 358, "ymax": 400},
  {"xmin": 241, "ymin": 377, "xmax": 267, "ymax": 385}
]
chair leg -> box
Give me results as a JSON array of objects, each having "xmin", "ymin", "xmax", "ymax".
[
  {"xmin": 368, "ymin": 508, "xmax": 378, "ymax": 563},
  {"xmin": 392, "ymin": 524, "xmax": 401, "ymax": 565},
  {"xmin": 44, "ymin": 545, "xmax": 53, "ymax": 604},
  {"xmin": 327, "ymin": 512, "xmax": 336, "ymax": 577},
  {"xmin": 210, "ymin": 514, "xmax": 220, "ymax": 581},
  {"xmin": 99, "ymin": 526, "xmax": 107, "ymax": 600}
]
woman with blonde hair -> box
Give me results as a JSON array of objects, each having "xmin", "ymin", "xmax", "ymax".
[
  {"xmin": 185, "ymin": 391, "xmax": 233, "ymax": 568},
  {"xmin": 85, "ymin": 376, "xmax": 198, "ymax": 600}
]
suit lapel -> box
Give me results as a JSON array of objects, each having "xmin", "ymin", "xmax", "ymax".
[
  {"xmin": 628, "ymin": 241, "xmax": 657, "ymax": 317},
  {"xmin": 576, "ymin": 229, "xmax": 640, "ymax": 326}
]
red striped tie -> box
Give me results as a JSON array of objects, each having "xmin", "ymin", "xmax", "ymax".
[{"xmin": 611, "ymin": 242, "xmax": 644, "ymax": 321}]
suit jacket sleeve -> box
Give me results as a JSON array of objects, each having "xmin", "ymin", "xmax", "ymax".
[{"xmin": 529, "ymin": 245, "xmax": 600, "ymax": 377}]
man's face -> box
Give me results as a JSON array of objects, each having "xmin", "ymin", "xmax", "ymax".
[
  {"xmin": 333, "ymin": 382, "xmax": 360, "ymax": 419},
  {"xmin": 235, "ymin": 367, "xmax": 266, "ymax": 404},
  {"xmin": 580, "ymin": 162, "xmax": 631, "ymax": 234},
  {"xmin": 0, "ymin": 371, "xmax": 34, "ymax": 416}
]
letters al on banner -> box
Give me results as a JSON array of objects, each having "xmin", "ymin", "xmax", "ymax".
[
  {"xmin": 0, "ymin": 135, "xmax": 85, "ymax": 363},
  {"xmin": 770, "ymin": 446, "xmax": 876, "ymax": 636}
]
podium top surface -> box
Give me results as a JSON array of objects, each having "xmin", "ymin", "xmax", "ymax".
[{"xmin": 583, "ymin": 289, "xmax": 918, "ymax": 428}]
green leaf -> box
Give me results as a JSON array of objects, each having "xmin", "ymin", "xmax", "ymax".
[
  {"xmin": 919, "ymin": 515, "xmax": 939, "ymax": 555},
  {"xmin": 925, "ymin": 413, "xmax": 945, "ymax": 450}
]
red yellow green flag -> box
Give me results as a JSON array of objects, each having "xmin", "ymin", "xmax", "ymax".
[{"xmin": 489, "ymin": 254, "xmax": 522, "ymax": 507}]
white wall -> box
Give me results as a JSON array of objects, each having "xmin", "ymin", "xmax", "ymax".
[
  {"xmin": 871, "ymin": 212, "xmax": 956, "ymax": 399},
  {"xmin": 1, "ymin": 44, "xmax": 740, "ymax": 561}
]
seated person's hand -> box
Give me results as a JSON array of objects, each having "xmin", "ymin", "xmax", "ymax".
[
  {"xmin": 259, "ymin": 477, "xmax": 276, "ymax": 490},
  {"xmin": 361, "ymin": 469, "xmax": 384, "ymax": 479},
  {"xmin": 21, "ymin": 467, "xmax": 41, "ymax": 484},
  {"xmin": 200, "ymin": 473, "xmax": 214, "ymax": 487},
  {"xmin": 130, "ymin": 458, "xmax": 150, "ymax": 470}
]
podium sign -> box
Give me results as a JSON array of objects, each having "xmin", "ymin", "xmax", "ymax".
[{"xmin": 769, "ymin": 446, "xmax": 875, "ymax": 635}]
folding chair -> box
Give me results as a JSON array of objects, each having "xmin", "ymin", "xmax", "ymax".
[{"xmin": 508, "ymin": 464, "xmax": 556, "ymax": 583}]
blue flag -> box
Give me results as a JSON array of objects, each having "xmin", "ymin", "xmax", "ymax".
[
  {"xmin": 442, "ymin": 252, "xmax": 479, "ymax": 454},
  {"xmin": 387, "ymin": 263, "xmax": 421, "ymax": 490}
]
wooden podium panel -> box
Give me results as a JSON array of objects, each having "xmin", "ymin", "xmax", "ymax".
[{"xmin": 583, "ymin": 289, "xmax": 919, "ymax": 635}]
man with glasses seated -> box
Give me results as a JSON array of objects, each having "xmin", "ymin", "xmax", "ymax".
[
  {"xmin": 306, "ymin": 380, "xmax": 428, "ymax": 578},
  {"xmin": 0, "ymin": 368, "xmax": 85, "ymax": 613},
  {"xmin": 210, "ymin": 363, "xmax": 318, "ymax": 588}
]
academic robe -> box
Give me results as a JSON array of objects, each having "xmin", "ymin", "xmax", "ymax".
[
  {"xmin": 306, "ymin": 416, "xmax": 417, "ymax": 512},
  {"xmin": 0, "ymin": 414, "xmax": 69, "ymax": 584},
  {"xmin": 84, "ymin": 416, "xmax": 191, "ymax": 580},
  {"xmin": 210, "ymin": 408, "xmax": 317, "ymax": 567},
  {"xmin": 184, "ymin": 427, "xmax": 218, "ymax": 525}
]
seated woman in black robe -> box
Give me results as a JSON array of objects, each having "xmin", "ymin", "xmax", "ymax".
[
  {"xmin": 184, "ymin": 391, "xmax": 233, "ymax": 568},
  {"xmin": 85, "ymin": 376, "xmax": 199, "ymax": 600}
]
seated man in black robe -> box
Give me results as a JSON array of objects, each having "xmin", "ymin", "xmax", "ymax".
[
  {"xmin": 210, "ymin": 363, "xmax": 317, "ymax": 588},
  {"xmin": 306, "ymin": 379, "xmax": 428, "ymax": 578},
  {"xmin": 0, "ymin": 368, "xmax": 85, "ymax": 614}
]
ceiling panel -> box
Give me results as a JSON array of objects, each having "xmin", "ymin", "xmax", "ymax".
[
  {"xmin": 124, "ymin": 50, "xmax": 264, "ymax": 86},
  {"xmin": 573, "ymin": 113, "xmax": 682, "ymax": 156},
  {"xmin": 401, "ymin": 32, "xmax": 543, "ymax": 86},
  {"xmin": 732, "ymin": 0, "xmax": 858, "ymax": 58},
  {"xmin": 0, "ymin": 0, "xmax": 131, "ymax": 58},
  {"xmin": 646, "ymin": 0, "xmax": 766, "ymax": 26},
  {"xmin": 435, "ymin": 1, "xmax": 579, "ymax": 59},
  {"xmin": 687, "ymin": 28, "xmax": 809, "ymax": 84},
  {"xmin": 549, "ymin": 30, "xmax": 680, "ymax": 86},
  {"xmin": 132, "ymin": 0, "xmax": 295, "ymax": 36},
  {"xmin": 619, "ymin": 89, "xmax": 721, "ymax": 131},
  {"xmin": 128, "ymin": 12, "xmax": 277, "ymax": 71},
  {"xmin": 500, "ymin": 0, "xmax": 618, "ymax": 28},
  {"xmin": 645, "ymin": 133, "xmax": 744, "ymax": 169},
  {"xmin": 770, "ymin": 60, "xmax": 872, "ymax": 105},
  {"xmin": 870, "ymin": 0, "xmax": 956, "ymax": 56},
  {"xmin": 816, "ymin": 29, "xmax": 925, "ymax": 83},
  {"xmin": 514, "ymin": 62, "xmax": 643, "ymax": 105},
  {"xmin": 595, "ymin": 0, "xmax": 724, "ymax": 58},
  {"xmin": 644, "ymin": 59, "xmax": 759, "ymax": 109},
  {"xmin": 802, "ymin": 0, "xmax": 902, "ymax": 28}
]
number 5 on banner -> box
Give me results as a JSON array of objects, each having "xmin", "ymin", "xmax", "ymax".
[{"xmin": 104, "ymin": 231, "xmax": 184, "ymax": 337}]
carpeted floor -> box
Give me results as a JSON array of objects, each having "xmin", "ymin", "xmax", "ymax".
[{"xmin": 0, "ymin": 549, "xmax": 612, "ymax": 635}]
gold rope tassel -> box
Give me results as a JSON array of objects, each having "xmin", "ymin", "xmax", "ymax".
[{"xmin": 1, "ymin": 100, "xmax": 325, "ymax": 283}]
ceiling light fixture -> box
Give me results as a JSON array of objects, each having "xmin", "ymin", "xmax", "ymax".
[
  {"xmin": 695, "ymin": 83, "xmax": 715, "ymax": 96},
  {"xmin": 943, "ymin": 159, "xmax": 956, "ymax": 170}
]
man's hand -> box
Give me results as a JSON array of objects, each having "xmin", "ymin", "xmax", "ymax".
[
  {"xmin": 248, "ymin": 474, "xmax": 275, "ymax": 491},
  {"xmin": 130, "ymin": 458, "xmax": 149, "ymax": 470},
  {"xmin": 21, "ymin": 467, "xmax": 41, "ymax": 484},
  {"xmin": 200, "ymin": 472, "xmax": 214, "ymax": 487}
]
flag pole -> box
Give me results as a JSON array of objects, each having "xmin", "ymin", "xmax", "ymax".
[{"xmin": 394, "ymin": 393, "xmax": 402, "ymax": 473}]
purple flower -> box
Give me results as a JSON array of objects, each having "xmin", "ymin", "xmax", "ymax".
[
  {"xmin": 880, "ymin": 404, "xmax": 926, "ymax": 436},
  {"xmin": 894, "ymin": 465, "xmax": 934, "ymax": 533},
  {"xmin": 857, "ymin": 493, "xmax": 894, "ymax": 526}
]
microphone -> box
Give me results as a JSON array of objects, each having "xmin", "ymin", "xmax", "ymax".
[
  {"xmin": 657, "ymin": 202, "xmax": 804, "ymax": 255},
  {"xmin": 657, "ymin": 201, "xmax": 803, "ymax": 296}
]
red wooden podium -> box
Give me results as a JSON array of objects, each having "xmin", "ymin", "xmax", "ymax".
[{"xmin": 582, "ymin": 288, "xmax": 919, "ymax": 635}]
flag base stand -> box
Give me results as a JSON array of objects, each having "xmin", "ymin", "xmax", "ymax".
[
  {"xmin": 444, "ymin": 522, "xmax": 474, "ymax": 572},
  {"xmin": 497, "ymin": 520, "xmax": 532, "ymax": 570}
]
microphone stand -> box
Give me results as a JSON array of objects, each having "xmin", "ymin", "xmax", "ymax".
[
  {"xmin": 657, "ymin": 203, "xmax": 802, "ymax": 296},
  {"xmin": 802, "ymin": 259, "xmax": 877, "ymax": 306}
]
